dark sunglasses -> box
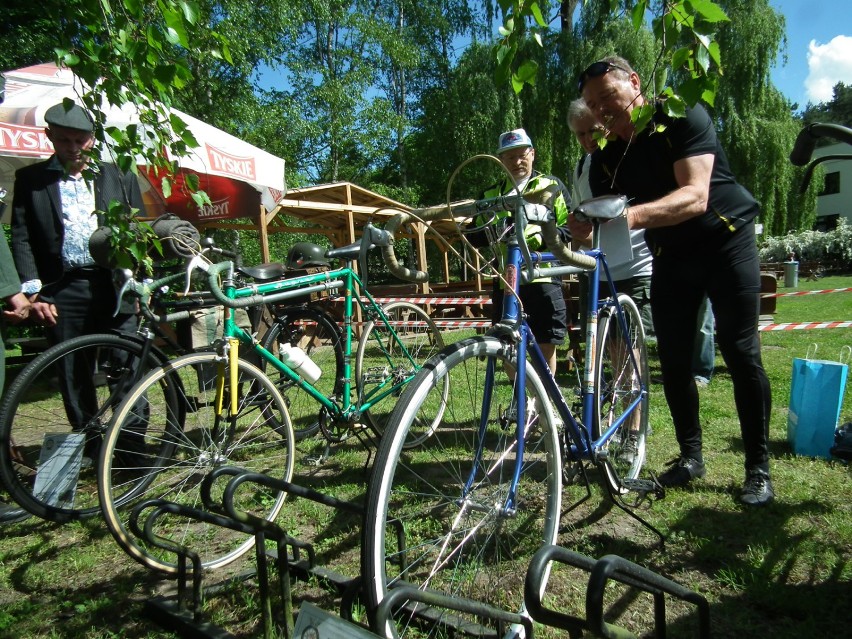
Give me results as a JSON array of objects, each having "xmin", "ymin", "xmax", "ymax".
[{"xmin": 577, "ymin": 61, "xmax": 629, "ymax": 92}]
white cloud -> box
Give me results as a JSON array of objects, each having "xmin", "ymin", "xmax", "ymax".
[{"xmin": 805, "ymin": 35, "xmax": 852, "ymax": 103}]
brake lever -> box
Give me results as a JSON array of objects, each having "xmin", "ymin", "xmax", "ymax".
[
  {"xmin": 184, "ymin": 249, "xmax": 212, "ymax": 295},
  {"xmin": 359, "ymin": 220, "xmax": 375, "ymax": 288},
  {"xmin": 113, "ymin": 269, "xmax": 135, "ymax": 317},
  {"xmin": 514, "ymin": 198, "xmax": 536, "ymax": 284}
]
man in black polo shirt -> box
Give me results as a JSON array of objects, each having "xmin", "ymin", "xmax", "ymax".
[{"xmin": 578, "ymin": 55, "xmax": 774, "ymax": 506}]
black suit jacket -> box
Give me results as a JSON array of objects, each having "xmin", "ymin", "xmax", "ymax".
[{"xmin": 11, "ymin": 157, "xmax": 144, "ymax": 301}]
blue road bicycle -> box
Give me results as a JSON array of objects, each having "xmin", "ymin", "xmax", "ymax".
[{"xmin": 361, "ymin": 184, "xmax": 660, "ymax": 638}]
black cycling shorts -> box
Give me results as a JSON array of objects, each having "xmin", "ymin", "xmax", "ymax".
[{"xmin": 491, "ymin": 281, "xmax": 567, "ymax": 345}]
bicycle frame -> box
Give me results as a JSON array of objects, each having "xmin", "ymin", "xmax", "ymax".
[
  {"xmin": 210, "ymin": 260, "xmax": 425, "ymax": 423},
  {"xmin": 470, "ymin": 224, "xmax": 647, "ymax": 511}
]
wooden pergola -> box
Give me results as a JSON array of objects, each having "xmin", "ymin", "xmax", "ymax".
[{"xmin": 205, "ymin": 181, "xmax": 484, "ymax": 293}]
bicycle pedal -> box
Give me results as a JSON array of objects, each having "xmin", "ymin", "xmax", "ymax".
[
  {"xmin": 621, "ymin": 477, "xmax": 665, "ymax": 502},
  {"xmin": 363, "ymin": 366, "xmax": 391, "ymax": 383}
]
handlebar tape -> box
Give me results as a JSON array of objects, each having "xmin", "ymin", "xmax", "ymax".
[
  {"xmin": 382, "ymin": 188, "xmax": 595, "ymax": 283},
  {"xmin": 790, "ymin": 127, "xmax": 818, "ymax": 166},
  {"xmin": 205, "ymin": 262, "xmax": 343, "ymax": 308}
]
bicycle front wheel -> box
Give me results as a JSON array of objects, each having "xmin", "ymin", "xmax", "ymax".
[
  {"xmin": 594, "ymin": 293, "xmax": 650, "ymax": 493},
  {"xmin": 362, "ymin": 337, "xmax": 562, "ymax": 638},
  {"xmin": 356, "ymin": 301, "xmax": 446, "ymax": 442},
  {"xmin": 99, "ymin": 352, "xmax": 295, "ymax": 574},
  {"xmin": 261, "ymin": 305, "xmax": 344, "ymax": 440},
  {"xmin": 0, "ymin": 333, "xmax": 168, "ymax": 522}
]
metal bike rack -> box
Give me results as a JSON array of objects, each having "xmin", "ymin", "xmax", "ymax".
[
  {"xmin": 374, "ymin": 584, "xmax": 532, "ymax": 639},
  {"xmin": 130, "ymin": 496, "xmax": 297, "ymax": 639},
  {"xmin": 524, "ymin": 544, "xmax": 711, "ymax": 639},
  {"xmin": 130, "ymin": 466, "xmax": 377, "ymax": 639}
]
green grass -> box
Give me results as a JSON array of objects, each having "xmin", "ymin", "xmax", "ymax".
[
  {"xmin": 1, "ymin": 276, "xmax": 850, "ymax": 638},
  {"xmin": 559, "ymin": 273, "xmax": 852, "ymax": 638}
]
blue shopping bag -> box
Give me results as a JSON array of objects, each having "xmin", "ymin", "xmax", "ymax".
[{"xmin": 787, "ymin": 345, "xmax": 850, "ymax": 459}]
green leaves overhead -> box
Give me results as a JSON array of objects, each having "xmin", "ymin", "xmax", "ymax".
[
  {"xmin": 48, "ymin": 0, "xmax": 231, "ymax": 274},
  {"xmin": 1, "ymin": 0, "xmax": 814, "ymax": 255},
  {"xmin": 496, "ymin": 0, "xmax": 729, "ymax": 116},
  {"xmin": 493, "ymin": 0, "xmax": 547, "ymax": 90}
]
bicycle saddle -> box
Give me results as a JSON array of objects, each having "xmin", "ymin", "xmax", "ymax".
[
  {"xmin": 238, "ymin": 263, "xmax": 288, "ymax": 281},
  {"xmin": 574, "ymin": 195, "xmax": 628, "ymax": 221}
]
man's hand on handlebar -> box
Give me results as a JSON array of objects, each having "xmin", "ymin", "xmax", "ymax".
[{"xmin": 567, "ymin": 212, "xmax": 593, "ymax": 246}]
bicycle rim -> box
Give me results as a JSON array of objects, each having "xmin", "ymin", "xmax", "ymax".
[
  {"xmin": 0, "ymin": 333, "xmax": 165, "ymax": 522},
  {"xmin": 594, "ymin": 294, "xmax": 649, "ymax": 493},
  {"xmin": 99, "ymin": 352, "xmax": 295, "ymax": 574},
  {"xmin": 261, "ymin": 306, "xmax": 343, "ymax": 440},
  {"xmin": 362, "ymin": 337, "xmax": 562, "ymax": 638},
  {"xmin": 357, "ymin": 301, "xmax": 446, "ymax": 443}
]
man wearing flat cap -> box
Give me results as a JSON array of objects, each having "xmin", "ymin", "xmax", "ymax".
[{"xmin": 10, "ymin": 100, "xmax": 143, "ymax": 455}]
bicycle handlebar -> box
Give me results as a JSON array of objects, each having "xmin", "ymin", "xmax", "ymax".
[
  {"xmin": 381, "ymin": 186, "xmax": 596, "ymax": 283},
  {"xmin": 199, "ymin": 236, "xmax": 241, "ymax": 264},
  {"xmin": 790, "ymin": 122, "xmax": 852, "ymax": 193},
  {"xmin": 790, "ymin": 122, "xmax": 852, "ymax": 166},
  {"xmin": 115, "ymin": 270, "xmax": 197, "ymax": 323}
]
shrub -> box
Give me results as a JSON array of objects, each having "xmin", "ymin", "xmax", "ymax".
[{"xmin": 758, "ymin": 219, "xmax": 852, "ymax": 267}]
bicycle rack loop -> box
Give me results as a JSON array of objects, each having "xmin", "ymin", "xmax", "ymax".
[
  {"xmin": 130, "ymin": 465, "xmax": 384, "ymax": 639},
  {"xmin": 374, "ymin": 584, "xmax": 533, "ymax": 639},
  {"xmin": 130, "ymin": 493, "xmax": 294, "ymax": 639},
  {"xmin": 524, "ymin": 544, "xmax": 711, "ymax": 638}
]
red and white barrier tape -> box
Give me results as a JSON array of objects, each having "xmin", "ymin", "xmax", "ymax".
[
  {"xmin": 365, "ymin": 288, "xmax": 852, "ymax": 303},
  {"xmin": 762, "ymin": 287, "xmax": 852, "ymax": 298},
  {"xmin": 336, "ymin": 296, "xmax": 491, "ymax": 305},
  {"xmin": 759, "ymin": 321, "xmax": 852, "ymax": 331},
  {"xmin": 328, "ymin": 293, "xmax": 852, "ymax": 332},
  {"xmin": 372, "ymin": 320, "xmax": 491, "ymax": 328},
  {"xmin": 346, "ymin": 319, "xmax": 851, "ymax": 331}
]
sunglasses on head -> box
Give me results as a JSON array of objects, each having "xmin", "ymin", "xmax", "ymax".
[{"xmin": 577, "ymin": 61, "xmax": 629, "ymax": 92}]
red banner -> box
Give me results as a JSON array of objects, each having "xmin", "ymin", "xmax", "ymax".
[{"xmin": 143, "ymin": 167, "xmax": 261, "ymax": 223}]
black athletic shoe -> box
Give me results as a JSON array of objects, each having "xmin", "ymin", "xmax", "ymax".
[
  {"xmin": 740, "ymin": 470, "xmax": 775, "ymax": 506},
  {"xmin": 657, "ymin": 457, "xmax": 706, "ymax": 487}
]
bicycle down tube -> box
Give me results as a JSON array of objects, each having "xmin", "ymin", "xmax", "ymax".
[{"xmin": 203, "ymin": 259, "xmax": 425, "ymax": 423}]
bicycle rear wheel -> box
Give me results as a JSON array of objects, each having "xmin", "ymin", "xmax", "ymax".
[
  {"xmin": 593, "ymin": 294, "xmax": 649, "ymax": 494},
  {"xmin": 99, "ymin": 352, "xmax": 295, "ymax": 574},
  {"xmin": 0, "ymin": 333, "xmax": 168, "ymax": 522},
  {"xmin": 260, "ymin": 305, "xmax": 343, "ymax": 440},
  {"xmin": 356, "ymin": 301, "xmax": 446, "ymax": 442},
  {"xmin": 362, "ymin": 337, "xmax": 562, "ymax": 638}
]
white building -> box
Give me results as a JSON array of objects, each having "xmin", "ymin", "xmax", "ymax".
[{"xmin": 813, "ymin": 142, "xmax": 852, "ymax": 231}]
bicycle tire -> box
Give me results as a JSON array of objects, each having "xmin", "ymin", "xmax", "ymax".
[
  {"xmin": 356, "ymin": 301, "xmax": 446, "ymax": 443},
  {"xmin": 362, "ymin": 336, "xmax": 562, "ymax": 638},
  {"xmin": 0, "ymin": 492, "xmax": 30, "ymax": 524},
  {"xmin": 99, "ymin": 352, "xmax": 295, "ymax": 575},
  {"xmin": 0, "ymin": 332, "xmax": 172, "ymax": 522},
  {"xmin": 260, "ymin": 305, "xmax": 344, "ymax": 440},
  {"xmin": 593, "ymin": 293, "xmax": 649, "ymax": 494}
]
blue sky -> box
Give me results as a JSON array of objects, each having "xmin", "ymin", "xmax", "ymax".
[
  {"xmin": 256, "ymin": 2, "xmax": 848, "ymax": 110},
  {"xmin": 769, "ymin": 0, "xmax": 852, "ymax": 108}
]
